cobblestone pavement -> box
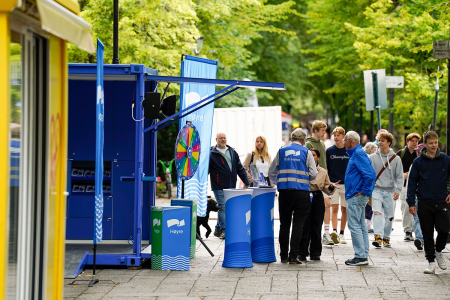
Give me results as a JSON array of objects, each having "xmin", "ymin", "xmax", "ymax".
[{"xmin": 64, "ymin": 219, "xmax": 450, "ymax": 300}]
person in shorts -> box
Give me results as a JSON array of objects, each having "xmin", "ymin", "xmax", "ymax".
[{"xmin": 326, "ymin": 127, "xmax": 349, "ymax": 244}]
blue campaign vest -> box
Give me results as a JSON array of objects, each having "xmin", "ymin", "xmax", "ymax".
[{"xmin": 277, "ymin": 144, "xmax": 310, "ymax": 191}]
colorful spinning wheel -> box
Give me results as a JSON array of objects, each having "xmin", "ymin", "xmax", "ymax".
[{"xmin": 175, "ymin": 123, "xmax": 201, "ymax": 180}]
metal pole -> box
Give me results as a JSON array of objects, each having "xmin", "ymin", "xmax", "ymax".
[
  {"xmin": 359, "ymin": 101, "xmax": 363, "ymax": 136},
  {"xmin": 389, "ymin": 65, "xmax": 394, "ymax": 133},
  {"xmin": 372, "ymin": 72, "xmax": 382, "ymax": 131},
  {"xmin": 447, "ymin": 59, "xmax": 450, "ymax": 154},
  {"xmin": 181, "ymin": 179, "xmax": 185, "ymax": 199},
  {"xmin": 352, "ymin": 98, "xmax": 356, "ymax": 130},
  {"xmin": 370, "ymin": 111, "xmax": 374, "ymax": 141},
  {"xmin": 433, "ymin": 66, "xmax": 440, "ymax": 131},
  {"xmin": 112, "ymin": 0, "xmax": 120, "ymax": 64}
]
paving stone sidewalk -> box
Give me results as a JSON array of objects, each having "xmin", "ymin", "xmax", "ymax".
[{"xmin": 64, "ymin": 219, "xmax": 450, "ymax": 300}]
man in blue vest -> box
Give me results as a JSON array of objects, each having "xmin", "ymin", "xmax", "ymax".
[{"xmin": 269, "ymin": 128, "xmax": 318, "ymax": 264}]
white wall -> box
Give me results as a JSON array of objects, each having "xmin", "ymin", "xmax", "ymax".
[{"xmin": 209, "ymin": 106, "xmax": 282, "ymax": 190}]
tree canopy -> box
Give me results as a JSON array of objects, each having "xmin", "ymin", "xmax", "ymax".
[{"xmin": 70, "ymin": 0, "xmax": 450, "ymax": 152}]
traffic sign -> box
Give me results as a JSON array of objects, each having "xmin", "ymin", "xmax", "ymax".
[
  {"xmin": 364, "ymin": 69, "xmax": 387, "ymax": 111},
  {"xmin": 385, "ymin": 76, "xmax": 404, "ymax": 89},
  {"xmin": 433, "ymin": 41, "xmax": 450, "ymax": 59}
]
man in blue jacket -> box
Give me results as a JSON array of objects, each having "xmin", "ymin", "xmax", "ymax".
[
  {"xmin": 209, "ymin": 133, "xmax": 250, "ymax": 239},
  {"xmin": 343, "ymin": 131, "xmax": 376, "ymax": 266},
  {"xmin": 407, "ymin": 131, "xmax": 450, "ymax": 274}
]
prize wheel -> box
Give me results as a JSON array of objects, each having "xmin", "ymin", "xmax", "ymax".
[{"xmin": 175, "ymin": 123, "xmax": 201, "ymax": 180}]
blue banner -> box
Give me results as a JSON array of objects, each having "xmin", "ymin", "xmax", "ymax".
[
  {"xmin": 177, "ymin": 55, "xmax": 218, "ymax": 217},
  {"xmin": 94, "ymin": 39, "xmax": 104, "ymax": 244}
]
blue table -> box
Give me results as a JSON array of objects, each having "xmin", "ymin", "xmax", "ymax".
[
  {"xmin": 250, "ymin": 187, "xmax": 276, "ymax": 262},
  {"xmin": 222, "ymin": 189, "xmax": 253, "ymax": 268}
]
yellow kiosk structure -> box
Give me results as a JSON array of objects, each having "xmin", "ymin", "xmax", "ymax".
[{"xmin": 0, "ymin": 0, "xmax": 94, "ymax": 298}]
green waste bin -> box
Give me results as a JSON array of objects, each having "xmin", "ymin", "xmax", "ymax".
[
  {"xmin": 171, "ymin": 199, "xmax": 197, "ymax": 259},
  {"xmin": 151, "ymin": 206, "xmax": 190, "ymax": 270}
]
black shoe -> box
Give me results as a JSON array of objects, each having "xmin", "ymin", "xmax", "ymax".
[
  {"xmin": 404, "ymin": 232, "xmax": 413, "ymax": 241},
  {"xmin": 280, "ymin": 257, "xmax": 288, "ymax": 263},
  {"xmin": 414, "ymin": 238, "xmax": 424, "ymax": 250},
  {"xmin": 213, "ymin": 230, "xmax": 220, "ymax": 238},
  {"xmin": 310, "ymin": 256, "xmax": 321, "ymax": 260},
  {"xmin": 298, "ymin": 255, "xmax": 307, "ymax": 262},
  {"xmin": 288, "ymin": 257, "xmax": 302, "ymax": 264},
  {"xmin": 205, "ymin": 229, "xmax": 212, "ymax": 238}
]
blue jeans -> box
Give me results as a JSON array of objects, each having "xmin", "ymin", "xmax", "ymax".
[
  {"xmin": 372, "ymin": 189, "xmax": 395, "ymax": 240},
  {"xmin": 413, "ymin": 198, "xmax": 423, "ymax": 242},
  {"xmin": 213, "ymin": 190, "xmax": 226, "ymax": 233},
  {"xmin": 347, "ymin": 195, "xmax": 370, "ymax": 259}
]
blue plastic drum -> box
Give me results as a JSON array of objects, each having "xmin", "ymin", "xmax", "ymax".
[
  {"xmin": 250, "ymin": 187, "xmax": 276, "ymax": 262},
  {"xmin": 222, "ymin": 189, "xmax": 253, "ymax": 268}
]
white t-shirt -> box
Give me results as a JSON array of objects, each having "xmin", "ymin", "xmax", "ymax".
[
  {"xmin": 255, "ymin": 157, "xmax": 270, "ymax": 177},
  {"xmin": 217, "ymin": 146, "xmax": 228, "ymax": 154}
]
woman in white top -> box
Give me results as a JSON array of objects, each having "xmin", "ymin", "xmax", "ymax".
[{"xmin": 243, "ymin": 136, "xmax": 274, "ymax": 186}]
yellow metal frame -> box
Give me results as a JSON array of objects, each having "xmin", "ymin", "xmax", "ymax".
[
  {"xmin": 45, "ymin": 36, "xmax": 69, "ymax": 299},
  {"xmin": 0, "ymin": 11, "xmax": 11, "ymax": 300}
]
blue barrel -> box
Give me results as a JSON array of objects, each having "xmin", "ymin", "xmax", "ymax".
[
  {"xmin": 222, "ymin": 189, "xmax": 253, "ymax": 268},
  {"xmin": 250, "ymin": 187, "xmax": 276, "ymax": 262}
]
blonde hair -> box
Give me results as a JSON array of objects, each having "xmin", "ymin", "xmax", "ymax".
[
  {"xmin": 311, "ymin": 120, "xmax": 327, "ymax": 133},
  {"xmin": 253, "ymin": 136, "xmax": 270, "ymax": 162},
  {"xmin": 332, "ymin": 126, "xmax": 345, "ymax": 136},
  {"xmin": 406, "ymin": 133, "xmax": 421, "ymax": 142}
]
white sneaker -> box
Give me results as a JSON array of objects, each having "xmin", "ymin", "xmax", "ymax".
[
  {"xmin": 322, "ymin": 233, "xmax": 334, "ymax": 245},
  {"xmin": 436, "ymin": 251, "xmax": 447, "ymax": 270},
  {"xmin": 424, "ymin": 262, "xmax": 437, "ymax": 274},
  {"xmin": 339, "ymin": 234, "xmax": 347, "ymax": 244}
]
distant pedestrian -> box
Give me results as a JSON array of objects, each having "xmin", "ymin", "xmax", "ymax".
[
  {"xmin": 396, "ymin": 133, "xmax": 420, "ymax": 242},
  {"xmin": 305, "ymin": 121, "xmax": 328, "ymax": 171},
  {"xmin": 343, "ymin": 131, "xmax": 376, "ymax": 266},
  {"xmin": 369, "ymin": 131, "xmax": 403, "ymax": 249},
  {"xmin": 404, "ymin": 143, "xmax": 425, "ymax": 251},
  {"xmin": 325, "ymin": 126, "xmax": 349, "ymax": 245},
  {"xmin": 305, "ymin": 121, "xmax": 331, "ymax": 245},
  {"xmin": 363, "ymin": 142, "xmax": 378, "ymax": 233},
  {"xmin": 269, "ymin": 128, "xmax": 318, "ymax": 264},
  {"xmin": 243, "ymin": 136, "xmax": 273, "ymax": 187},
  {"xmin": 209, "ymin": 133, "xmax": 250, "ymax": 239},
  {"xmin": 407, "ymin": 131, "xmax": 450, "ymax": 274},
  {"xmin": 299, "ymin": 148, "xmax": 339, "ymax": 262}
]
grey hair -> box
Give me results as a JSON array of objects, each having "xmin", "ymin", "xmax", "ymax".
[
  {"xmin": 216, "ymin": 132, "xmax": 226, "ymax": 138},
  {"xmin": 346, "ymin": 131, "xmax": 360, "ymax": 143},
  {"xmin": 363, "ymin": 142, "xmax": 377, "ymax": 155},
  {"xmin": 291, "ymin": 128, "xmax": 306, "ymax": 142}
]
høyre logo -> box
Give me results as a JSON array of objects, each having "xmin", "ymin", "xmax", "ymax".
[
  {"xmin": 167, "ymin": 219, "xmax": 185, "ymax": 228},
  {"xmin": 246, "ymin": 210, "xmax": 251, "ymax": 225},
  {"xmin": 285, "ymin": 150, "xmax": 301, "ymax": 157},
  {"xmin": 153, "ymin": 218, "xmax": 161, "ymax": 227}
]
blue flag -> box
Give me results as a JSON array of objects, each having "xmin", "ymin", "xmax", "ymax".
[
  {"xmin": 94, "ymin": 39, "xmax": 104, "ymax": 244},
  {"xmin": 177, "ymin": 55, "xmax": 217, "ymax": 217}
]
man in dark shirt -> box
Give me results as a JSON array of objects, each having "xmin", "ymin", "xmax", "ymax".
[
  {"xmin": 326, "ymin": 127, "xmax": 350, "ymax": 245},
  {"xmin": 396, "ymin": 133, "xmax": 420, "ymax": 241}
]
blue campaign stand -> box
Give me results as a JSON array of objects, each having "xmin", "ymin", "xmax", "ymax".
[
  {"xmin": 151, "ymin": 206, "xmax": 190, "ymax": 271},
  {"xmin": 222, "ymin": 189, "xmax": 253, "ymax": 268},
  {"xmin": 249, "ymin": 187, "xmax": 277, "ymax": 263}
]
